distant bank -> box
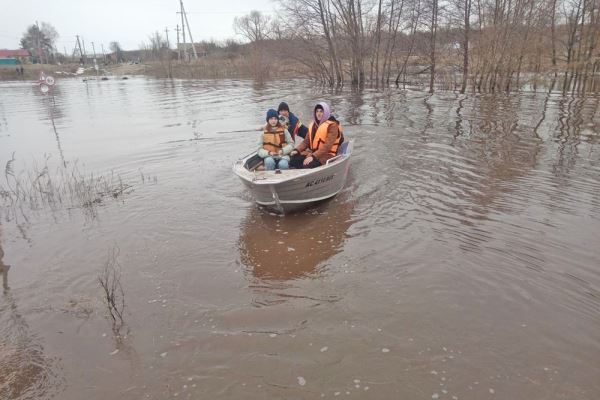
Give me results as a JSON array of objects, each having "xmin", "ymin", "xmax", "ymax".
[{"xmin": 0, "ymin": 59, "xmax": 307, "ymax": 82}]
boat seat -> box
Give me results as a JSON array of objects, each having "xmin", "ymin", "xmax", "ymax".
[
  {"xmin": 245, "ymin": 154, "xmax": 264, "ymax": 171},
  {"xmin": 337, "ymin": 141, "xmax": 349, "ymax": 155}
]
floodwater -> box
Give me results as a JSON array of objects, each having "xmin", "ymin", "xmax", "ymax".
[{"xmin": 0, "ymin": 77, "xmax": 599, "ymax": 400}]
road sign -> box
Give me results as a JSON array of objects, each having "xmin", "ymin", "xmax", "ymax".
[{"xmin": 37, "ymin": 70, "xmax": 55, "ymax": 94}]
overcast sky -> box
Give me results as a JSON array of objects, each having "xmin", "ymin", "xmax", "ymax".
[{"xmin": 0, "ymin": 0, "xmax": 276, "ymax": 52}]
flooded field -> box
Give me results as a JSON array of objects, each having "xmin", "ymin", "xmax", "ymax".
[{"xmin": 1, "ymin": 77, "xmax": 599, "ymax": 399}]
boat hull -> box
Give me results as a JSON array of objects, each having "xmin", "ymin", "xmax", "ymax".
[{"xmin": 234, "ymin": 141, "xmax": 353, "ymax": 214}]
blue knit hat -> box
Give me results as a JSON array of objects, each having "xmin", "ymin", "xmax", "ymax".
[{"xmin": 266, "ymin": 108, "xmax": 278, "ymax": 122}]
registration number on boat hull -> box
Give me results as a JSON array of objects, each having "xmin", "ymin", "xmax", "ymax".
[{"xmin": 305, "ymin": 174, "xmax": 334, "ymax": 187}]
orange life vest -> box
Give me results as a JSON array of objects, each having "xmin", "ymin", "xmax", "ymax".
[
  {"xmin": 307, "ymin": 120, "xmax": 343, "ymax": 156},
  {"xmin": 262, "ymin": 124, "xmax": 286, "ymax": 153}
]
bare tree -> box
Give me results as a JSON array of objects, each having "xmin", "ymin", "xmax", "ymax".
[
  {"xmin": 109, "ymin": 41, "xmax": 123, "ymax": 63},
  {"xmin": 329, "ymin": 0, "xmax": 368, "ymax": 85},
  {"xmin": 396, "ymin": 0, "xmax": 422, "ymax": 88},
  {"xmin": 234, "ymin": 10, "xmax": 273, "ymax": 80},
  {"xmin": 370, "ymin": 0, "xmax": 384, "ymax": 84},
  {"xmin": 429, "ymin": 0, "xmax": 439, "ymax": 93},
  {"xmin": 460, "ymin": 0, "xmax": 472, "ymax": 93},
  {"xmin": 562, "ymin": 0, "xmax": 583, "ymax": 93},
  {"xmin": 274, "ymin": 0, "xmax": 344, "ymax": 85},
  {"xmin": 263, "ymin": 0, "xmax": 600, "ymax": 92},
  {"xmin": 322, "ymin": 0, "xmax": 345, "ymax": 85},
  {"xmin": 20, "ymin": 22, "xmax": 58, "ymax": 64},
  {"xmin": 234, "ymin": 10, "xmax": 272, "ymax": 42}
]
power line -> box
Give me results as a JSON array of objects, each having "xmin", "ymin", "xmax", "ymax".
[{"xmin": 184, "ymin": 10, "xmax": 273, "ymax": 14}]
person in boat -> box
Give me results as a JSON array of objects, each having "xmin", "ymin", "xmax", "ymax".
[
  {"xmin": 277, "ymin": 102, "xmax": 308, "ymax": 143},
  {"xmin": 289, "ymin": 102, "xmax": 343, "ymax": 169},
  {"xmin": 258, "ymin": 109, "xmax": 294, "ymax": 170}
]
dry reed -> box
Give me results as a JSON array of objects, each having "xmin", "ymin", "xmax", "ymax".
[
  {"xmin": 98, "ymin": 246, "xmax": 125, "ymax": 334},
  {"xmin": 1, "ymin": 156, "xmax": 132, "ymax": 221}
]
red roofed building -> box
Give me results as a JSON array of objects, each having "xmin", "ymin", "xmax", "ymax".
[
  {"xmin": 0, "ymin": 49, "xmax": 31, "ymax": 67},
  {"xmin": 0, "ymin": 49, "xmax": 31, "ymax": 57}
]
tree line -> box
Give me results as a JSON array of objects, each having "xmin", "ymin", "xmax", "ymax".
[
  {"xmin": 16, "ymin": 0, "xmax": 600, "ymax": 94},
  {"xmin": 234, "ymin": 0, "xmax": 600, "ymax": 94}
]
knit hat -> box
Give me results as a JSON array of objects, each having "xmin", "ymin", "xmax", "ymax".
[
  {"xmin": 277, "ymin": 102, "xmax": 289, "ymax": 112},
  {"xmin": 266, "ymin": 108, "xmax": 278, "ymax": 121}
]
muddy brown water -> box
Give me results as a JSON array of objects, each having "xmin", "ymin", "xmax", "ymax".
[{"xmin": 0, "ymin": 78, "xmax": 599, "ymax": 399}]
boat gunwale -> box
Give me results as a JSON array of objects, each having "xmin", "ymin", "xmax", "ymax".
[{"xmin": 232, "ymin": 141, "xmax": 353, "ymax": 186}]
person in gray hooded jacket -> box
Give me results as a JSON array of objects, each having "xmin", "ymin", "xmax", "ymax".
[{"xmin": 289, "ymin": 102, "xmax": 343, "ymax": 169}]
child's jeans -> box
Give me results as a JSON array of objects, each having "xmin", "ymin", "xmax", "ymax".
[{"xmin": 264, "ymin": 157, "xmax": 289, "ymax": 170}]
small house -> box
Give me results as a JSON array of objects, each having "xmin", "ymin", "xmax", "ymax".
[{"xmin": 0, "ymin": 49, "xmax": 31, "ymax": 67}]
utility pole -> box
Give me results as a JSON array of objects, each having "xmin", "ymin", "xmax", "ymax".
[
  {"xmin": 181, "ymin": 1, "xmax": 198, "ymax": 60},
  {"xmin": 91, "ymin": 42, "xmax": 98, "ymax": 76},
  {"xmin": 76, "ymin": 35, "xmax": 84, "ymax": 64},
  {"xmin": 179, "ymin": 0, "xmax": 187, "ymax": 61},
  {"xmin": 101, "ymin": 43, "xmax": 105, "ymax": 63},
  {"xmin": 82, "ymin": 37, "xmax": 88, "ymax": 64},
  {"xmin": 176, "ymin": 25, "xmax": 181, "ymax": 60},
  {"xmin": 165, "ymin": 27, "xmax": 170, "ymax": 49}
]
